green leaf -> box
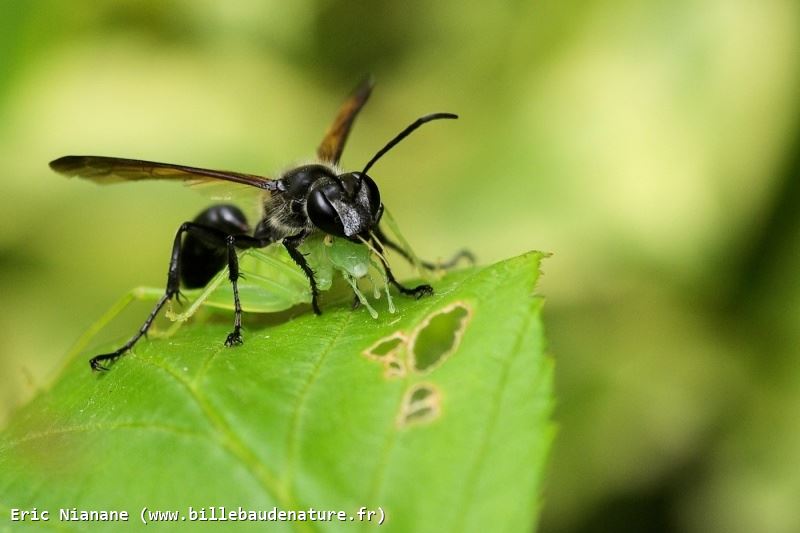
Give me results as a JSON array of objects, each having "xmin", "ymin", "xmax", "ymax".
[{"xmin": 0, "ymin": 252, "xmax": 553, "ymax": 532}]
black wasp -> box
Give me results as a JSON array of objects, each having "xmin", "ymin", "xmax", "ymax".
[{"xmin": 51, "ymin": 79, "xmax": 470, "ymax": 371}]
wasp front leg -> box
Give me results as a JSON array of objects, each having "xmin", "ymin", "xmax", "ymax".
[
  {"xmin": 370, "ymin": 236, "xmax": 433, "ymax": 299},
  {"xmin": 282, "ymin": 231, "xmax": 322, "ymax": 315}
]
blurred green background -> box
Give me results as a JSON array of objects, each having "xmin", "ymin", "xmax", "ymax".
[{"xmin": 1, "ymin": 1, "xmax": 799, "ymax": 532}]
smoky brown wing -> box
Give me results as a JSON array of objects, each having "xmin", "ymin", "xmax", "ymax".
[
  {"xmin": 316, "ymin": 77, "xmax": 374, "ymax": 165},
  {"xmin": 49, "ymin": 155, "xmax": 278, "ymax": 191}
]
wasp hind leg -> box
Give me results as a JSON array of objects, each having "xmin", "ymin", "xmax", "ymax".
[
  {"xmin": 89, "ymin": 204, "xmax": 263, "ymax": 371},
  {"xmin": 89, "ymin": 293, "xmax": 173, "ymax": 371},
  {"xmin": 89, "ymin": 218, "xmax": 202, "ymax": 371}
]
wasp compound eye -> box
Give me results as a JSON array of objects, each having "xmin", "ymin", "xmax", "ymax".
[
  {"xmin": 361, "ymin": 174, "xmax": 381, "ymax": 220},
  {"xmin": 338, "ymin": 172, "xmax": 361, "ymax": 198},
  {"xmin": 307, "ymin": 187, "xmax": 346, "ymax": 237}
]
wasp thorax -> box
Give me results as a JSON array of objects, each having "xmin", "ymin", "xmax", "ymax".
[{"xmin": 307, "ymin": 171, "xmax": 381, "ymax": 239}]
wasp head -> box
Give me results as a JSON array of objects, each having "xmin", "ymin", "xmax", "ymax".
[{"xmin": 306, "ymin": 171, "xmax": 381, "ymax": 240}]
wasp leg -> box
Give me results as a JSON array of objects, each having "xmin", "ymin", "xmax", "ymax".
[
  {"xmin": 89, "ymin": 220, "xmax": 204, "ymax": 371},
  {"xmin": 89, "ymin": 219, "xmax": 269, "ymax": 371},
  {"xmin": 174, "ymin": 223, "xmax": 272, "ymax": 348},
  {"xmin": 373, "ymin": 226, "xmax": 475, "ymax": 270},
  {"xmin": 371, "ymin": 237, "xmax": 433, "ymax": 299},
  {"xmin": 89, "ymin": 294, "xmax": 172, "ymax": 371},
  {"xmin": 223, "ymin": 234, "xmax": 244, "ymax": 346},
  {"xmin": 283, "ymin": 232, "xmax": 321, "ymax": 315}
]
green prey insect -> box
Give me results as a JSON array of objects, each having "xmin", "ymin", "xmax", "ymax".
[
  {"xmin": 165, "ymin": 220, "xmax": 402, "ymax": 324},
  {"xmin": 51, "ymin": 79, "xmax": 473, "ymax": 370},
  {"xmin": 75, "ymin": 221, "xmax": 402, "ymax": 351}
]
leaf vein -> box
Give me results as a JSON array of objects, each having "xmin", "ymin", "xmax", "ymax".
[
  {"xmin": 283, "ymin": 311, "xmax": 354, "ymax": 490},
  {"xmin": 134, "ymin": 356, "xmax": 309, "ymax": 532},
  {"xmin": 192, "ymin": 337, "xmax": 229, "ymax": 386},
  {"xmin": 450, "ymin": 300, "xmax": 536, "ymax": 533},
  {"xmin": 0, "ymin": 422, "xmax": 207, "ymax": 452}
]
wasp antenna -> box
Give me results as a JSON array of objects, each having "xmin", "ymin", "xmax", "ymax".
[{"xmin": 362, "ymin": 112, "xmax": 458, "ymax": 175}]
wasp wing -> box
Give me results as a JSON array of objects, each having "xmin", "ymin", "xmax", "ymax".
[
  {"xmin": 49, "ymin": 155, "xmax": 279, "ymax": 191},
  {"xmin": 316, "ymin": 77, "xmax": 374, "ymax": 165}
]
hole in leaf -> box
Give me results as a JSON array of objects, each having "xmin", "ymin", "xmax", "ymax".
[
  {"xmin": 409, "ymin": 386, "xmax": 433, "ymax": 402},
  {"xmin": 384, "ymin": 358, "xmax": 406, "ymax": 379},
  {"xmin": 362, "ymin": 332, "xmax": 408, "ymax": 379},
  {"xmin": 397, "ymin": 383, "xmax": 442, "ymax": 428},
  {"xmin": 369, "ymin": 336, "xmax": 404, "ymax": 358},
  {"xmin": 409, "ymin": 302, "xmax": 472, "ymax": 373}
]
